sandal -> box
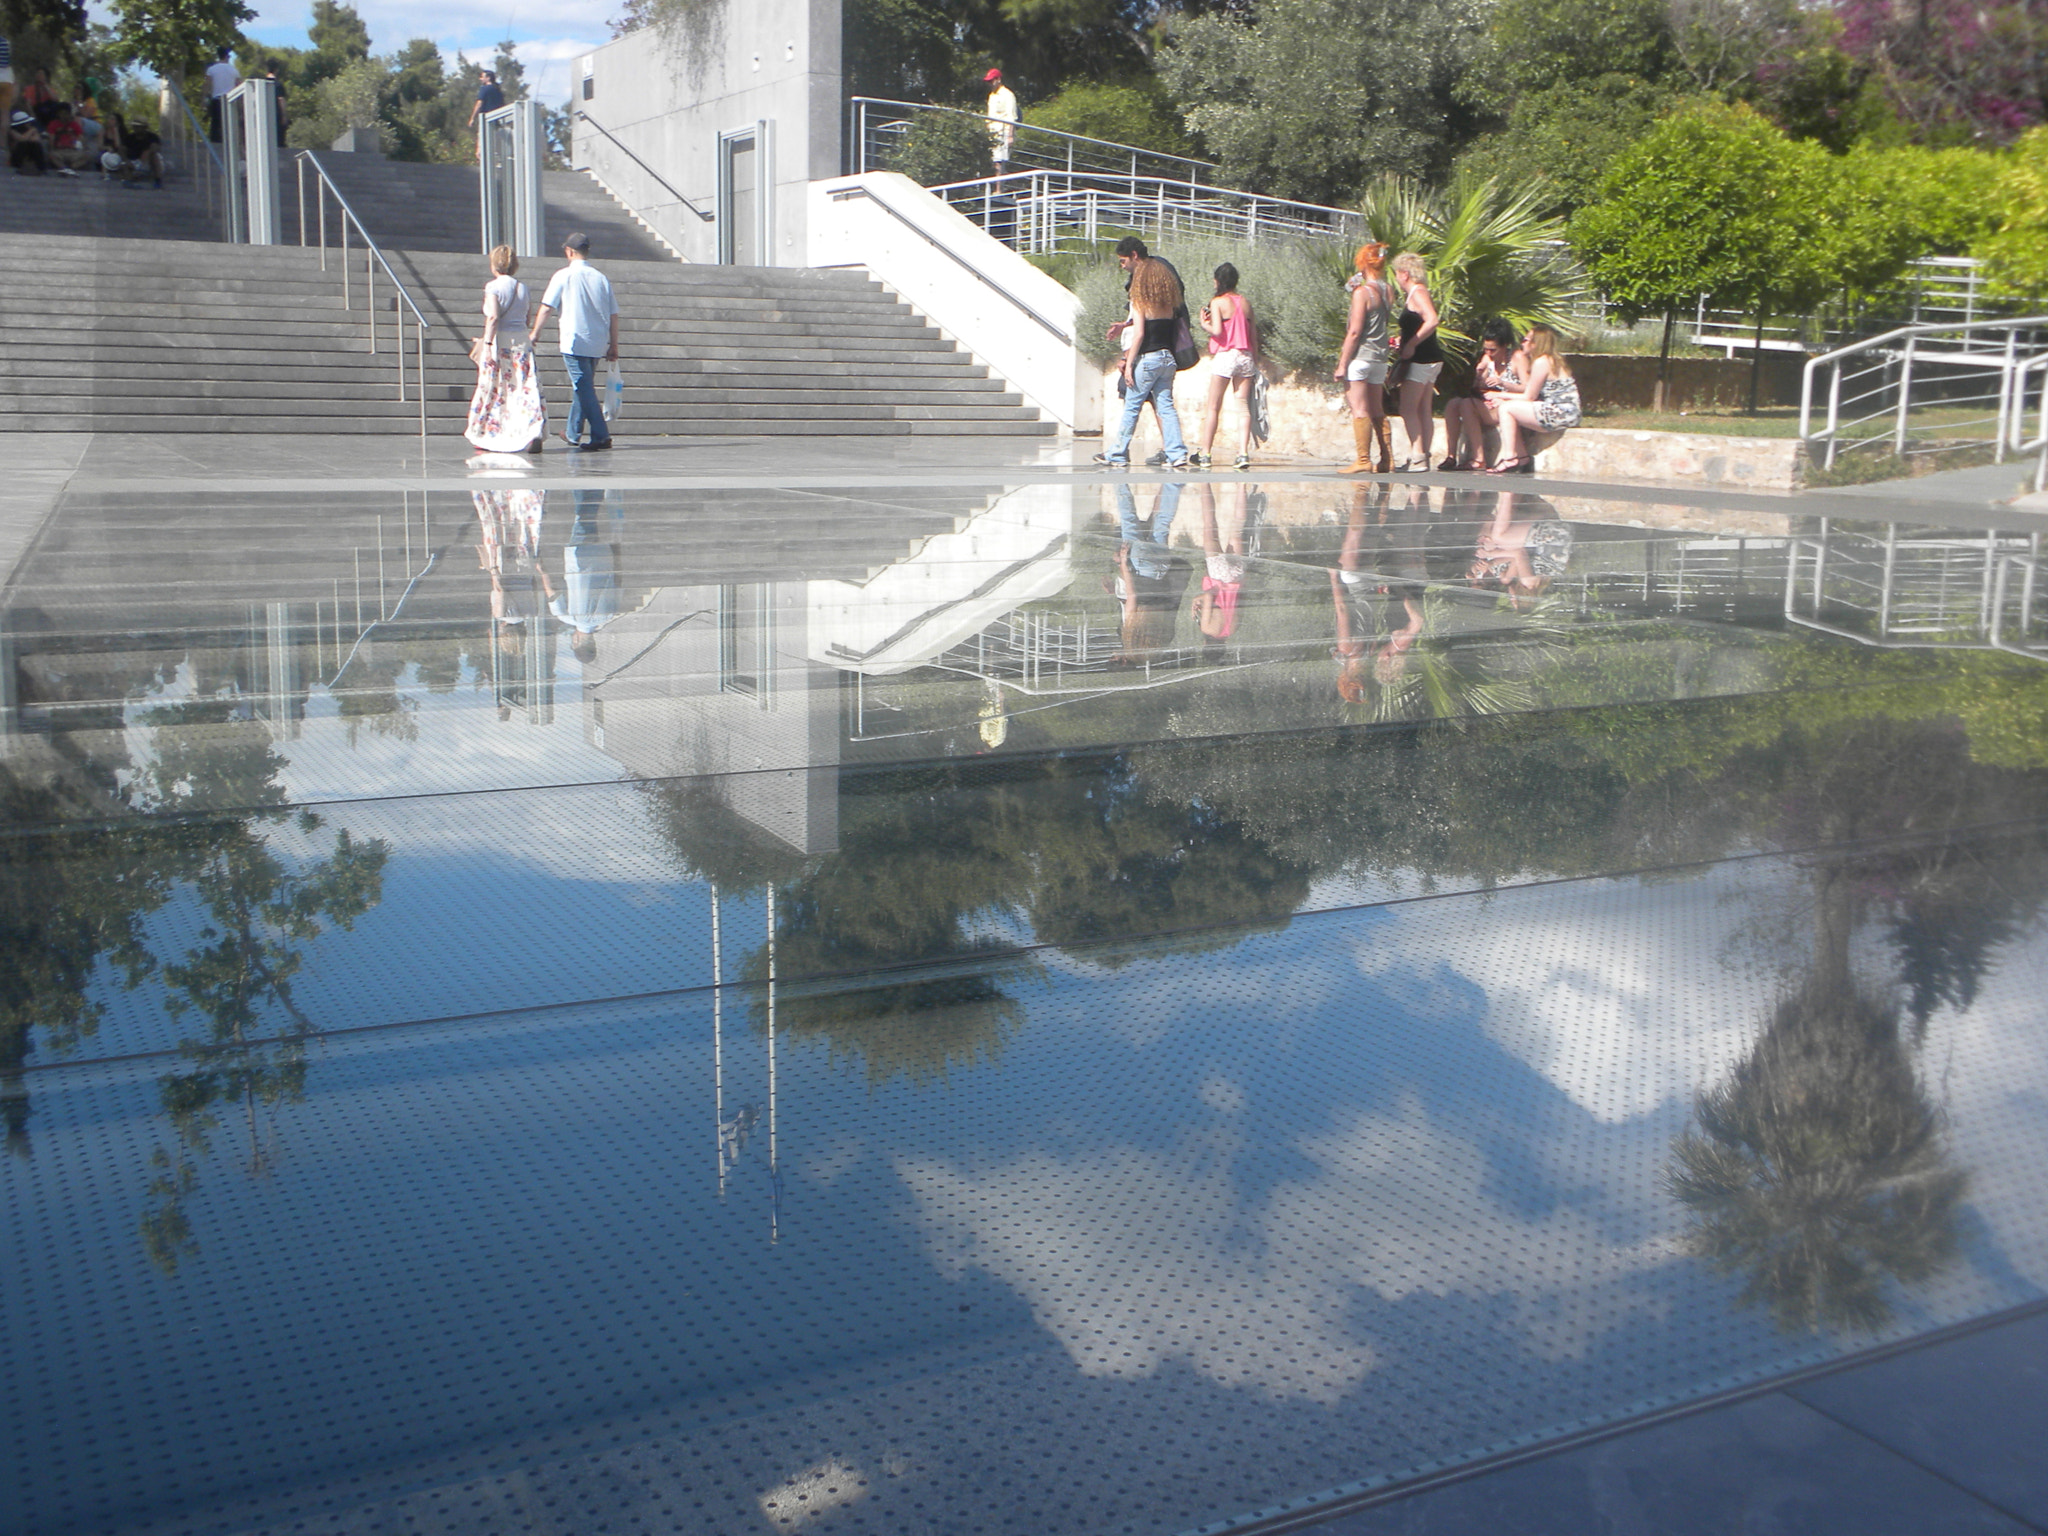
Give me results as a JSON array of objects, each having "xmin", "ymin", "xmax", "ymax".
[{"xmin": 1485, "ymin": 457, "xmax": 1532, "ymax": 476}]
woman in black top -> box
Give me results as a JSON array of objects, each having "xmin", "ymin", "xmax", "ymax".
[{"xmin": 1390, "ymin": 252, "xmax": 1445, "ymax": 471}]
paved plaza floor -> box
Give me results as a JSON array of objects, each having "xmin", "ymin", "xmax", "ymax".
[{"xmin": 4, "ymin": 432, "xmax": 2047, "ymax": 1535}]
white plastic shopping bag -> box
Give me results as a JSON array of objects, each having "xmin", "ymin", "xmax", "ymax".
[{"xmin": 602, "ymin": 360, "xmax": 625, "ymax": 423}]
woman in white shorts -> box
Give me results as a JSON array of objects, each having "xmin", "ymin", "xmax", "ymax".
[
  {"xmin": 1333, "ymin": 242, "xmax": 1392, "ymax": 474},
  {"xmin": 1391, "ymin": 251, "xmax": 1446, "ymax": 470},
  {"xmin": 1195, "ymin": 263, "xmax": 1261, "ymax": 470}
]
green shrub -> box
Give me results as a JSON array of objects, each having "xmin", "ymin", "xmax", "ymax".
[
  {"xmin": 881, "ymin": 108, "xmax": 988, "ymax": 186},
  {"xmin": 1046, "ymin": 234, "xmax": 1353, "ymax": 378},
  {"xmin": 1024, "ymin": 80, "xmax": 1195, "ymax": 158}
]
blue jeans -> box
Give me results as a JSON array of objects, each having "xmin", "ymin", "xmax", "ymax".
[
  {"xmin": 563, "ymin": 354, "xmax": 610, "ymax": 445},
  {"xmin": 1106, "ymin": 349, "xmax": 1187, "ymax": 464},
  {"xmin": 1115, "ymin": 481, "xmax": 1181, "ymax": 581}
]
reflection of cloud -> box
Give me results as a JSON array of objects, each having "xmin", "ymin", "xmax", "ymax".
[
  {"xmin": 1390, "ymin": 872, "xmax": 1778, "ymax": 1123},
  {"xmin": 898, "ymin": 1142, "xmax": 1377, "ymax": 1405},
  {"xmin": 1291, "ymin": 1094, "xmax": 1671, "ymax": 1361},
  {"xmin": 1927, "ymin": 931, "xmax": 2048, "ymax": 1293}
]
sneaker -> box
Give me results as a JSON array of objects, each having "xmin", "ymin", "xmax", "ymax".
[
  {"xmin": 55, "ymin": 167, "xmax": 78, "ymax": 177},
  {"xmin": 1235, "ymin": 454, "xmax": 1251, "ymax": 471},
  {"xmin": 1166, "ymin": 459, "xmax": 1192, "ymax": 471},
  {"xmin": 1092, "ymin": 452, "xmax": 1129, "ymax": 468},
  {"xmin": 1144, "ymin": 450, "xmax": 1169, "ymax": 467}
]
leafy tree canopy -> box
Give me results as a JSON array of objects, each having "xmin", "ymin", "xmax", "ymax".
[
  {"xmin": 1979, "ymin": 125, "xmax": 2048, "ymax": 298},
  {"xmin": 1158, "ymin": 0, "xmax": 1489, "ymax": 204}
]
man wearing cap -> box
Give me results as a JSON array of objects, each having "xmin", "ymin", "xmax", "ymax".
[
  {"xmin": 532, "ymin": 233, "xmax": 620, "ymax": 450},
  {"xmin": 984, "ymin": 68, "xmax": 1017, "ymax": 171}
]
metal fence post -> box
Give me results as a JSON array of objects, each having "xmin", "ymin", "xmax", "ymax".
[{"xmin": 1893, "ymin": 338, "xmax": 1915, "ymax": 455}]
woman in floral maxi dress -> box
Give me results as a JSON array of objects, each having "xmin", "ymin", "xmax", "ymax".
[{"xmin": 465, "ymin": 245, "xmax": 548, "ymax": 453}]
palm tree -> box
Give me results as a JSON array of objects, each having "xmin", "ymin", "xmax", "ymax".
[
  {"xmin": 1357, "ymin": 172, "xmax": 1588, "ymax": 359},
  {"xmin": 1666, "ymin": 964, "xmax": 1968, "ymax": 1334}
]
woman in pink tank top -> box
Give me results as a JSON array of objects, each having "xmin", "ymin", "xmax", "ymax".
[{"xmin": 1196, "ymin": 263, "xmax": 1263, "ymax": 471}]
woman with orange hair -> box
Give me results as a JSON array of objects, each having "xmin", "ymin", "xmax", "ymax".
[{"xmin": 1333, "ymin": 242, "xmax": 1393, "ymax": 474}]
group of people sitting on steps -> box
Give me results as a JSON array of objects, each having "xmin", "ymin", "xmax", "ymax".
[
  {"xmin": 5, "ymin": 60, "xmax": 165, "ymax": 185},
  {"xmin": 1095, "ymin": 235, "xmax": 1581, "ymax": 476}
]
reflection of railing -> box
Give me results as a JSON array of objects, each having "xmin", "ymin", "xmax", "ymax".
[
  {"xmin": 923, "ymin": 169, "xmax": 1359, "ymax": 255},
  {"xmin": 1783, "ymin": 519, "xmax": 2039, "ymax": 650},
  {"xmin": 1800, "ymin": 315, "xmax": 2048, "ymax": 485},
  {"xmin": 573, "ymin": 110, "xmax": 714, "ymax": 223},
  {"xmin": 292, "ymin": 152, "xmax": 434, "ymax": 445},
  {"xmin": 160, "ymin": 77, "xmax": 228, "ymax": 239}
]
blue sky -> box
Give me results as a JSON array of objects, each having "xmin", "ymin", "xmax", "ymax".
[{"xmin": 244, "ymin": 0, "xmax": 608, "ymax": 108}]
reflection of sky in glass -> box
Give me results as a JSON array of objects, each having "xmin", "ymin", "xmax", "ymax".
[{"xmin": 11, "ymin": 863, "xmax": 2046, "ymax": 1536}]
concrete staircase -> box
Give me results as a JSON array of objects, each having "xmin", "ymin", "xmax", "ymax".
[
  {"xmin": 298, "ymin": 156, "xmax": 674, "ymax": 262},
  {"xmin": 0, "ymin": 233, "xmax": 1053, "ymax": 437},
  {"xmin": 0, "ymin": 146, "xmax": 663, "ymax": 260}
]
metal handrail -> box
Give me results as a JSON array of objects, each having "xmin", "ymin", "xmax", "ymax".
[
  {"xmin": 827, "ymin": 182, "xmax": 1072, "ymax": 345},
  {"xmin": 293, "ymin": 150, "xmax": 434, "ymax": 445},
  {"xmin": 160, "ymin": 76, "xmax": 227, "ymax": 233},
  {"xmin": 922, "ymin": 168, "xmax": 1359, "ymax": 254},
  {"xmin": 573, "ymin": 111, "xmax": 714, "ymax": 222},
  {"xmin": 1799, "ymin": 313, "xmax": 2048, "ymax": 475},
  {"xmin": 851, "ymin": 96, "xmax": 1215, "ymax": 183}
]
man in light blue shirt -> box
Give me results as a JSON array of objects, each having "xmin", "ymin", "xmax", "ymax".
[{"xmin": 532, "ymin": 231, "xmax": 620, "ymax": 451}]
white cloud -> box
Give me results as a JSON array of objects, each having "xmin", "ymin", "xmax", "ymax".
[
  {"xmin": 241, "ymin": 0, "xmax": 609, "ymax": 106},
  {"xmin": 897, "ymin": 1140, "xmax": 1380, "ymax": 1405}
]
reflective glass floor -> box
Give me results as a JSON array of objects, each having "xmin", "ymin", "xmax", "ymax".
[{"xmin": 6, "ymin": 444, "xmax": 2048, "ymax": 1535}]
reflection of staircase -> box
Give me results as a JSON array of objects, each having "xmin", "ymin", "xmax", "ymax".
[{"xmin": 0, "ymin": 233, "xmax": 1053, "ymax": 436}]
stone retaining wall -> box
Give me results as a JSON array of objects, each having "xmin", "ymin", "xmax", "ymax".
[{"xmin": 1098, "ymin": 367, "xmax": 1804, "ymax": 490}]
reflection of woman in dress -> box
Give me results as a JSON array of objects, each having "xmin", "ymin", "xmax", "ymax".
[
  {"xmin": 1466, "ymin": 491, "xmax": 1573, "ymax": 605},
  {"xmin": 465, "ymin": 245, "xmax": 547, "ymax": 454},
  {"xmin": 473, "ymin": 489, "xmax": 554, "ymax": 716}
]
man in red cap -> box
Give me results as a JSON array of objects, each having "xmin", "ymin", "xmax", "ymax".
[{"xmin": 984, "ymin": 67, "xmax": 1017, "ymax": 171}]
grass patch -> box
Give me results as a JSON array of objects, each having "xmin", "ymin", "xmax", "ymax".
[{"xmin": 1580, "ymin": 406, "xmax": 1807, "ymax": 438}]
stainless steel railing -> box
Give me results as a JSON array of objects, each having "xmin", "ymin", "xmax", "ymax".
[
  {"xmin": 1799, "ymin": 315, "xmax": 2048, "ymax": 486},
  {"xmin": 293, "ymin": 151, "xmax": 434, "ymax": 445},
  {"xmin": 159, "ymin": 77, "xmax": 229, "ymax": 240}
]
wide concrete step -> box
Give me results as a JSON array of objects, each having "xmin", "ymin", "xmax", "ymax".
[
  {"xmin": 0, "ymin": 373, "xmax": 1022, "ymax": 404},
  {"xmin": 3, "ymin": 413, "xmax": 1057, "ymax": 435},
  {"xmin": 0, "ymin": 332, "xmax": 985, "ymax": 368},
  {"xmin": 0, "ymin": 301, "xmax": 945, "ymax": 343}
]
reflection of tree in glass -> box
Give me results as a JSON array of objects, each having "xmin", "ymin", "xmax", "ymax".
[
  {"xmin": 0, "ymin": 773, "xmax": 160, "ymax": 1157},
  {"xmin": 126, "ymin": 698, "xmax": 389, "ymax": 1274},
  {"xmin": 1667, "ymin": 969, "xmax": 1967, "ymax": 1334}
]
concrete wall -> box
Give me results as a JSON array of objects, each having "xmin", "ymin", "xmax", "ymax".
[
  {"xmin": 573, "ymin": 0, "xmax": 842, "ymax": 265},
  {"xmin": 810, "ymin": 173, "xmax": 1099, "ymax": 430},
  {"xmin": 1099, "ymin": 365, "xmax": 1805, "ymax": 490}
]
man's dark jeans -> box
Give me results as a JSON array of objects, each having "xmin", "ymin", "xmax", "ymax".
[{"xmin": 563, "ymin": 354, "xmax": 611, "ymax": 446}]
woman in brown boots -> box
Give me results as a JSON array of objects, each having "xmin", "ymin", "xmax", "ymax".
[{"xmin": 1334, "ymin": 242, "xmax": 1394, "ymax": 474}]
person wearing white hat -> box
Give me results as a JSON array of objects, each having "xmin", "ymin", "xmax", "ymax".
[
  {"xmin": 984, "ymin": 67, "xmax": 1017, "ymax": 171},
  {"xmin": 7, "ymin": 107, "xmax": 47, "ymax": 175}
]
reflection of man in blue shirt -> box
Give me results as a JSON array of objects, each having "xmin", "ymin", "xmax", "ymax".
[{"xmin": 549, "ymin": 488, "xmax": 624, "ymax": 664}]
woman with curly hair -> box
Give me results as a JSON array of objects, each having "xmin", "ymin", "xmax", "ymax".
[{"xmin": 1095, "ymin": 256, "xmax": 1190, "ymax": 469}]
